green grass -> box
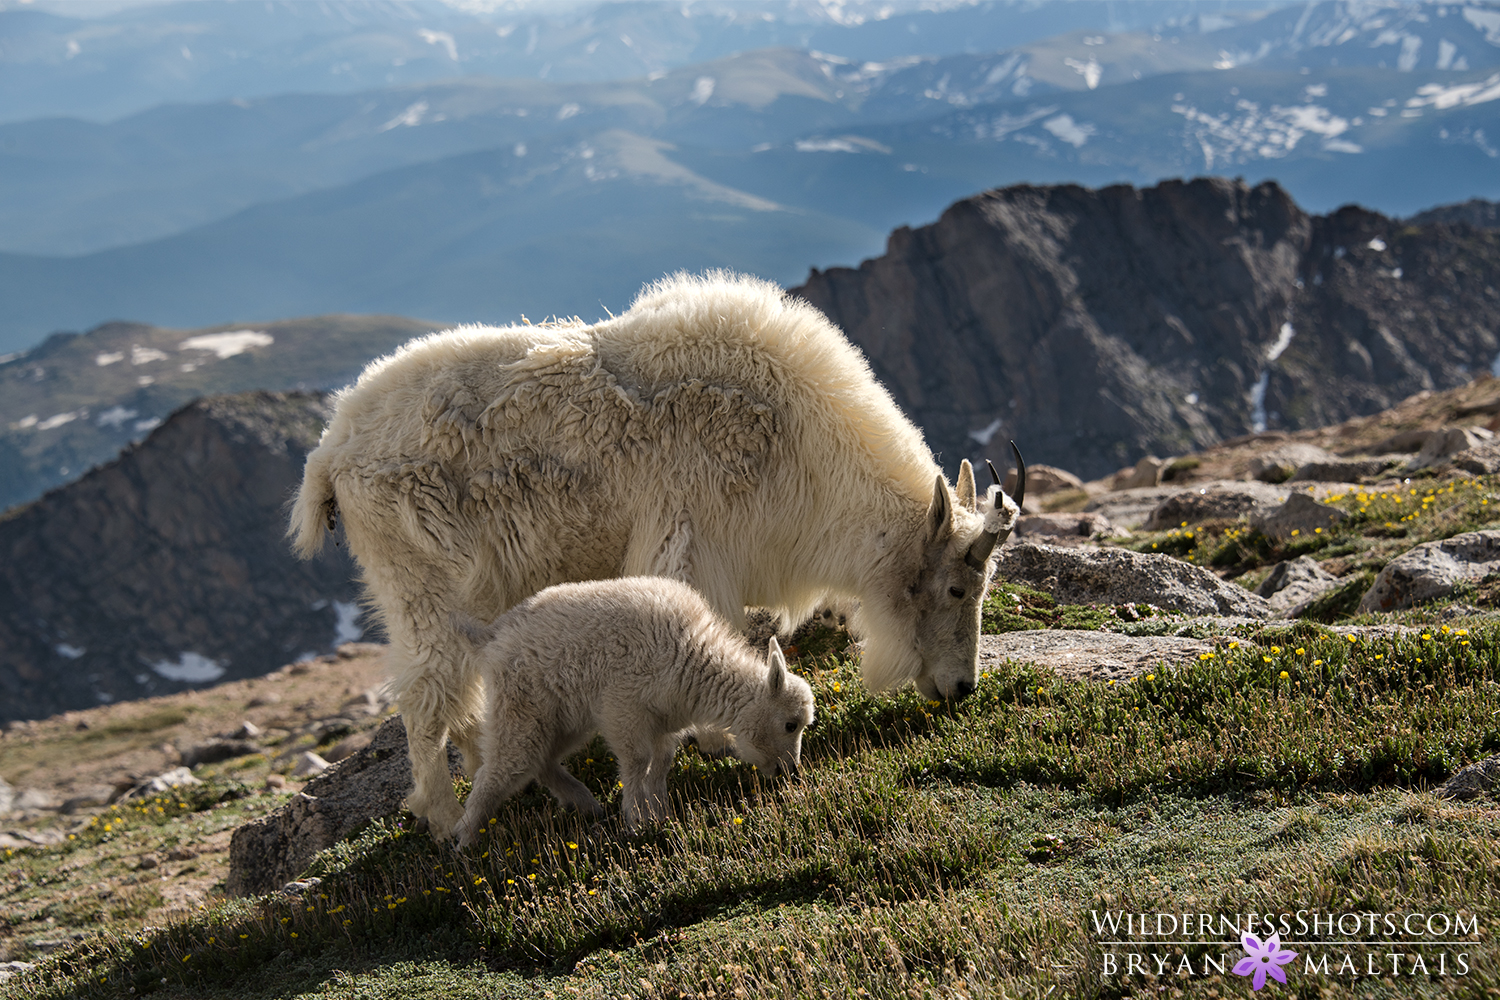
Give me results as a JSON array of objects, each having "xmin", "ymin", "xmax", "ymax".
[{"xmin": 9, "ymin": 624, "xmax": 1500, "ymax": 999}]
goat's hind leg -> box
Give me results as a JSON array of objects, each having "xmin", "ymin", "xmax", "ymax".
[
  {"xmin": 538, "ymin": 761, "xmax": 604, "ymax": 817},
  {"xmin": 452, "ymin": 709, "xmax": 553, "ymax": 847},
  {"xmin": 397, "ymin": 668, "xmax": 475, "ymax": 839}
]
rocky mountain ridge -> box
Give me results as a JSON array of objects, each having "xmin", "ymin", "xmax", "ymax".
[
  {"xmin": 0, "ymin": 313, "xmax": 436, "ymax": 512},
  {"xmin": 792, "ymin": 176, "xmax": 1500, "ymax": 481},
  {"xmin": 0, "ymin": 391, "xmax": 363, "ymax": 724}
]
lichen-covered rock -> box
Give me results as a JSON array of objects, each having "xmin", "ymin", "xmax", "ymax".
[
  {"xmin": 1437, "ymin": 754, "xmax": 1500, "ymax": 801},
  {"xmin": 995, "ymin": 542, "xmax": 1271, "ymax": 618},
  {"xmin": 1358, "ymin": 530, "xmax": 1500, "ymax": 613},
  {"xmin": 980, "ymin": 630, "xmax": 1213, "ymax": 683},
  {"xmin": 1249, "ymin": 492, "xmax": 1347, "ymax": 541},
  {"xmin": 227, "ymin": 716, "xmax": 459, "ymax": 897}
]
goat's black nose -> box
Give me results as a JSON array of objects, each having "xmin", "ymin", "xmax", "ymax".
[{"xmin": 955, "ymin": 679, "xmax": 976, "ymax": 698}]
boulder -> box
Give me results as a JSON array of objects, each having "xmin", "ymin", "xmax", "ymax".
[
  {"xmin": 1249, "ymin": 492, "xmax": 1347, "ymax": 541},
  {"xmin": 1358, "ymin": 530, "xmax": 1500, "ymax": 612},
  {"xmin": 1452, "ymin": 441, "xmax": 1500, "ymax": 476},
  {"xmin": 1142, "ymin": 483, "xmax": 1289, "ymax": 530},
  {"xmin": 994, "ymin": 542, "xmax": 1272, "ymax": 618},
  {"xmin": 1255, "ymin": 556, "xmax": 1342, "ymax": 618},
  {"xmin": 1369, "ymin": 429, "xmax": 1434, "ymax": 453},
  {"xmin": 1014, "ymin": 512, "xmax": 1115, "ymax": 541},
  {"xmin": 14, "ymin": 788, "xmax": 60, "ymax": 812},
  {"xmin": 1289, "ymin": 458, "xmax": 1399, "ymax": 482},
  {"xmin": 1437, "ymin": 754, "xmax": 1500, "ymax": 801},
  {"xmin": 227, "ymin": 716, "xmax": 460, "ymax": 897},
  {"xmin": 1002, "ymin": 463, "xmax": 1084, "ymax": 497},
  {"xmin": 0, "ymin": 777, "xmax": 12, "ymax": 815},
  {"xmin": 292, "ymin": 752, "xmax": 331, "ymax": 777},
  {"xmin": 59, "ymin": 785, "xmax": 115, "ymax": 814},
  {"xmin": 0, "ymin": 961, "xmax": 36, "ymax": 984},
  {"xmin": 1248, "ymin": 443, "xmax": 1335, "ymax": 483},
  {"xmin": 980, "ymin": 630, "xmax": 1213, "ymax": 683},
  {"xmin": 1410, "ymin": 427, "xmax": 1494, "ymax": 470},
  {"xmin": 1112, "ymin": 456, "xmax": 1168, "ymax": 490},
  {"xmin": 125, "ymin": 766, "xmax": 202, "ymax": 800},
  {"xmin": 182, "ymin": 739, "xmax": 263, "ymax": 767},
  {"xmin": 1085, "ymin": 486, "xmax": 1195, "ymax": 530}
]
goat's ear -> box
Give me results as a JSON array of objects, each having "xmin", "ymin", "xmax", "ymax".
[
  {"xmin": 767, "ymin": 636, "xmax": 787, "ymax": 694},
  {"xmin": 926, "ymin": 474, "xmax": 954, "ymax": 543},
  {"xmin": 955, "ymin": 460, "xmax": 977, "ymax": 512}
]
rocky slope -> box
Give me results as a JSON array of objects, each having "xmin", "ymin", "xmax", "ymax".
[
  {"xmin": 791, "ymin": 177, "xmax": 1500, "ymax": 481},
  {"xmin": 0, "ymin": 391, "xmax": 362, "ymax": 724}
]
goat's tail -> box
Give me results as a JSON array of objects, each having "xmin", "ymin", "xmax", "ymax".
[
  {"xmin": 288, "ymin": 450, "xmax": 336, "ymax": 558},
  {"xmin": 451, "ymin": 612, "xmax": 499, "ymax": 649}
]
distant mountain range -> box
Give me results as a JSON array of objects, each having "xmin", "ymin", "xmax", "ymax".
[
  {"xmin": 1, "ymin": 1, "xmax": 1497, "ymax": 354},
  {"xmin": 4, "ymin": 177, "xmax": 1498, "ymax": 516},
  {"xmin": 0, "ymin": 0, "xmax": 1282, "ymax": 124}
]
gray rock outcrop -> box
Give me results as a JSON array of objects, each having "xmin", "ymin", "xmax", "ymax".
[
  {"xmin": 227, "ymin": 716, "xmax": 459, "ymax": 897},
  {"xmin": 1256, "ymin": 556, "xmax": 1342, "ymax": 618},
  {"xmin": 980, "ymin": 630, "xmax": 1213, "ymax": 683},
  {"xmin": 995, "ymin": 542, "xmax": 1271, "ymax": 618},
  {"xmin": 1249, "ymin": 444, "xmax": 1336, "ymax": 483},
  {"xmin": 1452, "ymin": 441, "xmax": 1500, "ymax": 476},
  {"xmin": 1014, "ymin": 512, "xmax": 1115, "ymax": 541},
  {"xmin": 1358, "ymin": 530, "xmax": 1500, "ymax": 613},
  {"xmin": 1410, "ymin": 426, "xmax": 1493, "ymax": 470},
  {"xmin": 1289, "ymin": 458, "xmax": 1398, "ymax": 482},
  {"xmin": 1142, "ymin": 482, "xmax": 1289, "ymax": 530},
  {"xmin": 1249, "ymin": 492, "xmax": 1347, "ymax": 540}
]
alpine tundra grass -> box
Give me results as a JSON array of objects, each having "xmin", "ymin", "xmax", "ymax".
[{"xmin": 6, "ymin": 616, "xmax": 1499, "ymax": 999}]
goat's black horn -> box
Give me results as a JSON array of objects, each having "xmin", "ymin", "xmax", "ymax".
[
  {"xmin": 985, "ymin": 459, "xmax": 1002, "ymax": 488},
  {"xmin": 1009, "ymin": 440, "xmax": 1026, "ymax": 510}
]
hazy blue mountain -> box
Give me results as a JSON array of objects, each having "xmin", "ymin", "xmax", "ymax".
[
  {"xmin": 3, "ymin": 1, "xmax": 1498, "ymax": 355},
  {"xmin": 0, "ymin": 0, "xmax": 1276, "ymax": 124},
  {"xmin": 0, "ymin": 47, "xmax": 875, "ymax": 255},
  {"xmin": 0, "ymin": 128, "xmax": 882, "ymax": 353}
]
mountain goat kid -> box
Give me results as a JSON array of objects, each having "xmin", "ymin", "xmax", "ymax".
[
  {"xmin": 450, "ymin": 577, "xmax": 814, "ymax": 845},
  {"xmin": 291, "ymin": 270, "xmax": 1022, "ymax": 838}
]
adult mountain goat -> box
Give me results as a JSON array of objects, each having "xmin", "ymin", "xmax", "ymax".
[{"xmin": 291, "ymin": 271, "xmax": 1022, "ymax": 837}]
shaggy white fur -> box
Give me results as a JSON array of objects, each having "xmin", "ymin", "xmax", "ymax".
[
  {"xmin": 290, "ymin": 271, "xmax": 1018, "ymax": 837},
  {"xmin": 450, "ymin": 577, "xmax": 814, "ymax": 844}
]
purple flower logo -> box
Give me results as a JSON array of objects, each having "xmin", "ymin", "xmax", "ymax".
[{"xmin": 1233, "ymin": 932, "xmax": 1297, "ymax": 991}]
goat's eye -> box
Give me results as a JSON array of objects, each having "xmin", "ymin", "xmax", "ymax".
[
  {"xmin": 785, "ymin": 721, "xmax": 798, "ymax": 733},
  {"xmin": 949, "ymin": 586, "xmax": 966, "ymax": 599}
]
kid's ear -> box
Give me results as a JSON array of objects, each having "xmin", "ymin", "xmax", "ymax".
[{"xmin": 767, "ymin": 635, "xmax": 787, "ymax": 694}]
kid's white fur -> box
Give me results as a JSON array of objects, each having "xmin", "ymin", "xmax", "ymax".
[{"xmin": 450, "ymin": 577, "xmax": 815, "ymax": 844}]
